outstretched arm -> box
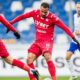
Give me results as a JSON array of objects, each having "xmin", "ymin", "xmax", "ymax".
[
  {"xmin": 10, "ymin": 10, "xmax": 34, "ymax": 24},
  {"xmin": 0, "ymin": 16, "xmax": 20, "ymax": 39},
  {"xmin": 0, "ymin": 15, "xmax": 16, "ymax": 33},
  {"xmin": 56, "ymin": 19, "xmax": 74, "ymax": 38},
  {"xmin": 55, "ymin": 19, "xmax": 79, "ymax": 45}
]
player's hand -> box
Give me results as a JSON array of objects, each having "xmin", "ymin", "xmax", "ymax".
[
  {"xmin": 72, "ymin": 37, "xmax": 80, "ymax": 46},
  {"xmin": 14, "ymin": 32, "xmax": 20, "ymax": 39}
]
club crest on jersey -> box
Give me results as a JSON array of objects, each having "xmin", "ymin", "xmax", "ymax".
[
  {"xmin": 35, "ymin": 20, "xmax": 49, "ymax": 29},
  {"xmin": 46, "ymin": 19, "xmax": 49, "ymax": 22}
]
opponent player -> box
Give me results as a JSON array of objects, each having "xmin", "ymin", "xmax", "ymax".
[
  {"xmin": 9, "ymin": 2, "xmax": 80, "ymax": 80},
  {"xmin": 65, "ymin": 2, "xmax": 80, "ymax": 80},
  {"xmin": 0, "ymin": 15, "xmax": 39, "ymax": 80}
]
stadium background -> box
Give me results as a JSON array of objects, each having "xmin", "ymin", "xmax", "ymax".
[{"xmin": 0, "ymin": 0, "xmax": 80, "ymax": 80}]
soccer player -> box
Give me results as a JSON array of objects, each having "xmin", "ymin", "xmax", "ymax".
[
  {"xmin": 65, "ymin": 2, "xmax": 80, "ymax": 80},
  {"xmin": 9, "ymin": 2, "xmax": 80, "ymax": 80},
  {"xmin": 0, "ymin": 15, "xmax": 39, "ymax": 80}
]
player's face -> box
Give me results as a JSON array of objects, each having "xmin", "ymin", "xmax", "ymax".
[
  {"xmin": 40, "ymin": 6, "xmax": 49, "ymax": 18},
  {"xmin": 76, "ymin": 3, "xmax": 80, "ymax": 15}
]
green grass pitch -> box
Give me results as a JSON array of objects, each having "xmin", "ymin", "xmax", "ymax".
[{"xmin": 0, "ymin": 76, "xmax": 80, "ymax": 80}]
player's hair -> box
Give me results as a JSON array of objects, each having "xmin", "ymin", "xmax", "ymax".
[{"xmin": 41, "ymin": 2, "xmax": 49, "ymax": 8}]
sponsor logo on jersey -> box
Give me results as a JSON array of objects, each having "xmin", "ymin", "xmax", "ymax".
[{"xmin": 35, "ymin": 20, "xmax": 49, "ymax": 29}]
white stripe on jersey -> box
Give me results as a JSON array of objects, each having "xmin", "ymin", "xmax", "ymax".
[
  {"xmin": 74, "ymin": 13, "xmax": 80, "ymax": 31},
  {"xmin": 74, "ymin": 13, "xmax": 80, "ymax": 43}
]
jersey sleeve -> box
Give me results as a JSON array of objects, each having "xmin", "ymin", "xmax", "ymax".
[
  {"xmin": 0, "ymin": 16, "xmax": 17, "ymax": 33},
  {"xmin": 51, "ymin": 14, "xmax": 59, "ymax": 23},
  {"xmin": 52, "ymin": 15, "xmax": 75, "ymax": 38},
  {"xmin": 10, "ymin": 10, "xmax": 35, "ymax": 24}
]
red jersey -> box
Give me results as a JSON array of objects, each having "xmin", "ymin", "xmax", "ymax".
[{"xmin": 10, "ymin": 10, "xmax": 74, "ymax": 41}]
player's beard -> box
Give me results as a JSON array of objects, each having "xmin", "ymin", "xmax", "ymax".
[{"xmin": 42, "ymin": 15, "xmax": 46, "ymax": 18}]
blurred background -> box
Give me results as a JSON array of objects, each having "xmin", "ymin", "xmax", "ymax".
[{"xmin": 0, "ymin": 0, "xmax": 80, "ymax": 80}]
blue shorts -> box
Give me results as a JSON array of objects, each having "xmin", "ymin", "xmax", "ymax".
[{"xmin": 67, "ymin": 42, "xmax": 80, "ymax": 53}]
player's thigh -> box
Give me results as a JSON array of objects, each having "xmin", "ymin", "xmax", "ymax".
[
  {"xmin": 27, "ymin": 45, "xmax": 41, "ymax": 64},
  {"xmin": 0, "ymin": 40, "xmax": 9, "ymax": 58},
  {"xmin": 27, "ymin": 53, "xmax": 35, "ymax": 64},
  {"xmin": 28, "ymin": 43, "xmax": 42, "ymax": 58},
  {"xmin": 42, "ymin": 41, "xmax": 53, "ymax": 60},
  {"xmin": 43, "ymin": 52, "xmax": 52, "ymax": 61},
  {"xmin": 41, "ymin": 40, "xmax": 53, "ymax": 53}
]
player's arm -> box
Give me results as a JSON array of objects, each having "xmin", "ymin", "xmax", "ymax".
[
  {"xmin": 52, "ymin": 15, "xmax": 74, "ymax": 38},
  {"xmin": 55, "ymin": 18, "xmax": 79, "ymax": 45},
  {"xmin": 55, "ymin": 19, "xmax": 74, "ymax": 38},
  {"xmin": 10, "ymin": 10, "xmax": 35, "ymax": 24},
  {"xmin": 0, "ymin": 16, "xmax": 20, "ymax": 39},
  {"xmin": 51, "ymin": 14, "xmax": 79, "ymax": 45},
  {"xmin": 0, "ymin": 15, "xmax": 16, "ymax": 33}
]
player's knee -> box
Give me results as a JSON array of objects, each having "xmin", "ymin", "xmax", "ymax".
[
  {"xmin": 27, "ymin": 57, "xmax": 34, "ymax": 64},
  {"xmin": 3, "ymin": 56, "xmax": 13, "ymax": 65},
  {"xmin": 4, "ymin": 58, "xmax": 12, "ymax": 64},
  {"xmin": 66, "ymin": 56, "xmax": 71, "ymax": 60},
  {"xmin": 27, "ymin": 53, "xmax": 36, "ymax": 64},
  {"xmin": 44, "ymin": 53, "xmax": 51, "ymax": 61},
  {"xmin": 7, "ymin": 60, "xmax": 12, "ymax": 64},
  {"xmin": 66, "ymin": 55, "xmax": 69, "ymax": 60},
  {"xmin": 66, "ymin": 52, "xmax": 73, "ymax": 60}
]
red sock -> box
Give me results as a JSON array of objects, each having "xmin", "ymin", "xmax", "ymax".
[
  {"xmin": 47, "ymin": 60, "xmax": 56, "ymax": 80},
  {"xmin": 12, "ymin": 59, "xmax": 30, "ymax": 71},
  {"xmin": 28, "ymin": 63, "xmax": 36, "ymax": 80}
]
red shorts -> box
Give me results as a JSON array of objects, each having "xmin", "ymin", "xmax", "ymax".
[
  {"xmin": 0, "ymin": 39, "xmax": 9, "ymax": 58},
  {"xmin": 28, "ymin": 40, "xmax": 53, "ymax": 57}
]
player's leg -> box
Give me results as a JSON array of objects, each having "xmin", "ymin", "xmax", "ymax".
[
  {"xmin": 66, "ymin": 53, "xmax": 78, "ymax": 80},
  {"xmin": 65, "ymin": 42, "xmax": 78, "ymax": 80},
  {"xmin": 3, "ymin": 56, "xmax": 30, "ymax": 71},
  {"xmin": 3, "ymin": 55, "xmax": 39, "ymax": 78},
  {"xmin": 0, "ymin": 40, "xmax": 30, "ymax": 72},
  {"xmin": 27, "ymin": 43, "xmax": 41, "ymax": 80},
  {"xmin": 27, "ymin": 52, "xmax": 38, "ymax": 80},
  {"xmin": 41, "ymin": 40, "xmax": 56, "ymax": 80},
  {"xmin": 0, "ymin": 40, "xmax": 38, "ymax": 79},
  {"xmin": 66, "ymin": 51, "xmax": 74, "ymax": 72},
  {"xmin": 43, "ymin": 52, "xmax": 56, "ymax": 80}
]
